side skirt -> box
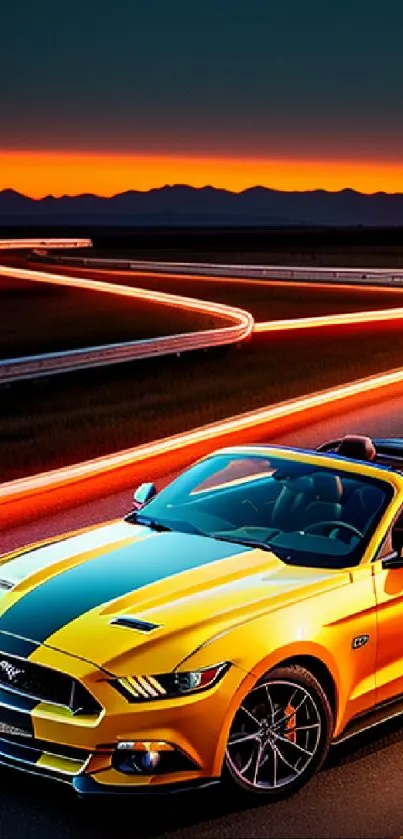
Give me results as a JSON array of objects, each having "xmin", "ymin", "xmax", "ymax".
[{"xmin": 334, "ymin": 694, "xmax": 403, "ymax": 744}]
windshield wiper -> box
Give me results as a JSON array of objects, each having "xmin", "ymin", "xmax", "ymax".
[
  {"xmin": 131, "ymin": 516, "xmax": 173, "ymax": 532},
  {"xmin": 212, "ymin": 534, "xmax": 291, "ymax": 561},
  {"xmin": 129, "ymin": 514, "xmax": 206, "ymax": 536},
  {"xmin": 211, "ymin": 534, "xmax": 274, "ymax": 552}
]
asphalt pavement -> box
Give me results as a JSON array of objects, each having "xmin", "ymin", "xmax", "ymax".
[
  {"xmin": 3, "ymin": 353, "xmax": 403, "ymax": 838},
  {"xmin": 1, "ymin": 715, "xmax": 403, "ymax": 838}
]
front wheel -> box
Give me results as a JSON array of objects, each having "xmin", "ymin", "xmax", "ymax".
[{"xmin": 223, "ymin": 664, "xmax": 333, "ymax": 800}]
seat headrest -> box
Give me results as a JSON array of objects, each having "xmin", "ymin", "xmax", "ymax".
[
  {"xmin": 335, "ymin": 435, "xmax": 376, "ymax": 462},
  {"xmin": 287, "ymin": 476, "xmax": 314, "ymax": 494},
  {"xmin": 311, "ymin": 472, "xmax": 343, "ymax": 502}
]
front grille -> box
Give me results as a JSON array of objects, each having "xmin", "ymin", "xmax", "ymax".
[{"xmin": 0, "ymin": 652, "xmax": 101, "ymax": 716}]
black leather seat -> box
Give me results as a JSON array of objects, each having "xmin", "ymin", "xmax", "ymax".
[
  {"xmin": 302, "ymin": 472, "xmax": 343, "ymax": 529},
  {"xmin": 342, "ymin": 484, "xmax": 383, "ymax": 533},
  {"xmin": 265, "ymin": 475, "xmax": 315, "ymax": 533}
]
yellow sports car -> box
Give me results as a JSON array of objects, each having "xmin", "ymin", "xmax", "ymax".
[{"xmin": 1, "ymin": 433, "xmax": 403, "ymax": 800}]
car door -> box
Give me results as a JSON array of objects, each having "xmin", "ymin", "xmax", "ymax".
[{"xmin": 373, "ymin": 511, "xmax": 403, "ymax": 705}]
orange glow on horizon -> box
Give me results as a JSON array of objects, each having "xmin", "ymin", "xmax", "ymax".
[{"xmin": 3, "ymin": 150, "xmax": 403, "ymax": 197}]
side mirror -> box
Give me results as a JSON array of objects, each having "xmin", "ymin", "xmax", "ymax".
[
  {"xmin": 132, "ymin": 482, "xmax": 157, "ymax": 511},
  {"xmin": 382, "ymin": 549, "xmax": 403, "ymax": 570}
]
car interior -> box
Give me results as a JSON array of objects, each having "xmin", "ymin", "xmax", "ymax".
[{"xmin": 159, "ymin": 436, "xmax": 391, "ymax": 566}]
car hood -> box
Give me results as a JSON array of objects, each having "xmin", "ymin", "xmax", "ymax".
[{"xmin": 0, "ymin": 520, "xmax": 348, "ymax": 675}]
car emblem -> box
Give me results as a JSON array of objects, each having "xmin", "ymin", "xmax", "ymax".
[
  {"xmin": 352, "ymin": 634, "xmax": 369, "ymax": 649},
  {"xmin": 0, "ymin": 659, "xmax": 24, "ymax": 682}
]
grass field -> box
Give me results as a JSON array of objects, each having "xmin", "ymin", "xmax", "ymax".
[
  {"xmin": 1, "ymin": 319, "xmax": 403, "ymax": 482},
  {"xmin": 0, "ymin": 276, "xmax": 220, "ymax": 358}
]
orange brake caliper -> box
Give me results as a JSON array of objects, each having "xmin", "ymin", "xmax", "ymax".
[{"xmin": 284, "ymin": 702, "xmax": 297, "ymax": 744}]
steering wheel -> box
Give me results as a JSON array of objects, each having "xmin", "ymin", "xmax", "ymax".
[{"xmin": 304, "ymin": 521, "xmax": 364, "ymax": 540}]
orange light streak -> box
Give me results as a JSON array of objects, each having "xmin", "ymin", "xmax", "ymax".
[
  {"xmin": 0, "ymin": 264, "xmax": 253, "ymax": 342},
  {"xmin": 12, "ymin": 261, "xmax": 403, "ymax": 336},
  {"xmin": 3, "ymin": 366, "xmax": 403, "ymax": 504},
  {"xmin": 0, "ymin": 238, "xmax": 92, "ymax": 250},
  {"xmin": 3, "ymin": 249, "xmax": 403, "ymax": 531},
  {"xmin": 255, "ymin": 306, "xmax": 403, "ymax": 332}
]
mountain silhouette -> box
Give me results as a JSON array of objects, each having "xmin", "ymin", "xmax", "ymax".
[{"xmin": 1, "ymin": 185, "xmax": 403, "ymax": 226}]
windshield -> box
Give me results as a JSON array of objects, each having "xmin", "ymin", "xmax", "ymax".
[{"xmin": 129, "ymin": 452, "xmax": 392, "ymax": 570}]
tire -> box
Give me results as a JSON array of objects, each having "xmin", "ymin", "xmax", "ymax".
[{"xmin": 222, "ymin": 664, "xmax": 333, "ymax": 801}]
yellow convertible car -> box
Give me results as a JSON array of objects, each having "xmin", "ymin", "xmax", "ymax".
[{"xmin": 1, "ymin": 433, "xmax": 403, "ymax": 799}]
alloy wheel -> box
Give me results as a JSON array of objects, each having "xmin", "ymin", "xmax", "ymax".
[{"xmin": 225, "ymin": 677, "xmax": 323, "ymax": 792}]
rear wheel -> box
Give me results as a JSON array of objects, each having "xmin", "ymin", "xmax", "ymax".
[{"xmin": 223, "ymin": 664, "xmax": 333, "ymax": 800}]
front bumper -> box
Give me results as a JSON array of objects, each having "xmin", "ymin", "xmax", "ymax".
[
  {"xmin": 0, "ymin": 647, "xmax": 254, "ymax": 796},
  {"xmin": 0, "ymin": 737, "xmax": 220, "ymax": 796},
  {"xmin": 73, "ymin": 775, "xmax": 220, "ymax": 796}
]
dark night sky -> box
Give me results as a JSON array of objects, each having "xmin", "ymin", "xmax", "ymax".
[
  {"xmin": 2, "ymin": 0, "xmax": 402, "ymax": 159},
  {"xmin": 2, "ymin": 0, "xmax": 403, "ymax": 196}
]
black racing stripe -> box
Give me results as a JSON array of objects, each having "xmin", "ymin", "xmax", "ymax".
[
  {"xmin": 0, "ymin": 687, "xmax": 35, "ymax": 735},
  {"xmin": 0, "ymin": 632, "xmax": 38, "ymax": 659},
  {"xmin": 0, "ymin": 532, "xmax": 249, "ymax": 645}
]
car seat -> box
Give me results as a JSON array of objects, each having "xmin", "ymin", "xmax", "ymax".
[
  {"xmin": 302, "ymin": 473, "xmax": 344, "ymax": 530},
  {"xmin": 264, "ymin": 475, "xmax": 315, "ymax": 534},
  {"xmin": 335, "ymin": 435, "xmax": 376, "ymax": 462}
]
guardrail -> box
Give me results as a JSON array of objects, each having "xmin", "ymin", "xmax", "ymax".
[
  {"xmin": 49, "ymin": 255, "xmax": 403, "ymax": 286},
  {"xmin": 4, "ymin": 243, "xmax": 403, "ymax": 531},
  {"xmin": 0, "ymin": 238, "xmax": 92, "ymax": 250},
  {"xmin": 4, "ymin": 255, "xmax": 403, "ymax": 383},
  {"xmin": 0, "ymin": 263, "xmax": 253, "ymax": 384}
]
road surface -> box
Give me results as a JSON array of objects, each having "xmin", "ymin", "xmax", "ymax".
[
  {"xmin": 2, "ymin": 394, "xmax": 403, "ymax": 838},
  {"xmin": 2, "ymin": 260, "xmax": 403, "ymax": 838}
]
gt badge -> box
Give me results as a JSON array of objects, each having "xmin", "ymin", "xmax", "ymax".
[{"xmin": 352, "ymin": 634, "xmax": 369, "ymax": 649}]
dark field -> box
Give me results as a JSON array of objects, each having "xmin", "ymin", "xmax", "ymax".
[
  {"xmin": 2, "ymin": 227, "xmax": 403, "ymax": 482},
  {"xmin": 5, "ymin": 224, "xmax": 403, "ymax": 267},
  {"xmin": 0, "ymin": 275, "xmax": 220, "ymax": 358},
  {"xmin": 2, "ymin": 320, "xmax": 403, "ymax": 481}
]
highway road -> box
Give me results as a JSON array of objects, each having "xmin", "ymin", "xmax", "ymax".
[
  {"xmin": 2, "ymin": 250, "xmax": 403, "ymax": 838},
  {"xmin": 2, "ymin": 391, "xmax": 403, "ymax": 839},
  {"xmin": 4, "ymin": 388, "xmax": 403, "ymax": 554}
]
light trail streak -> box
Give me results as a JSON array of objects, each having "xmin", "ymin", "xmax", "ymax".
[
  {"xmin": 0, "ymin": 263, "xmax": 253, "ymax": 340},
  {"xmin": 0, "ymin": 238, "xmax": 92, "ymax": 250},
  {"xmin": 2, "ymin": 241, "xmax": 403, "ymax": 530},
  {"xmin": 40, "ymin": 260, "xmax": 403, "ymax": 334}
]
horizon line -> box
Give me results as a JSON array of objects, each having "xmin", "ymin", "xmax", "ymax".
[
  {"xmin": 3, "ymin": 184, "xmax": 403, "ymax": 201},
  {"xmin": 3, "ymin": 151, "xmax": 403, "ymax": 198}
]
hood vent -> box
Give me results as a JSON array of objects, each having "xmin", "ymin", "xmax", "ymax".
[
  {"xmin": 0, "ymin": 579, "xmax": 14, "ymax": 591},
  {"xmin": 111, "ymin": 617, "xmax": 160, "ymax": 633}
]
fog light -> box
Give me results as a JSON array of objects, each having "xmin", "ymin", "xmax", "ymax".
[{"xmin": 141, "ymin": 750, "xmax": 161, "ymax": 771}]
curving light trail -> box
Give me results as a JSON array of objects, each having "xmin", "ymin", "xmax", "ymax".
[
  {"xmin": 3, "ymin": 242, "xmax": 403, "ymax": 531},
  {"xmin": 0, "ymin": 262, "xmax": 254, "ymax": 382},
  {"xmin": 33, "ymin": 258, "xmax": 403, "ymax": 334}
]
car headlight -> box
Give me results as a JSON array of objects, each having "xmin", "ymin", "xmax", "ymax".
[{"xmin": 112, "ymin": 662, "xmax": 230, "ymax": 702}]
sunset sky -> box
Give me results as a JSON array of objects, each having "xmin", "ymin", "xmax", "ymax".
[{"xmin": 2, "ymin": 0, "xmax": 403, "ymax": 197}]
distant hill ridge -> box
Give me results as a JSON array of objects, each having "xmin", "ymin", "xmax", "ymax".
[{"xmin": 2, "ymin": 185, "xmax": 403, "ymax": 226}]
